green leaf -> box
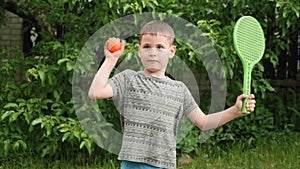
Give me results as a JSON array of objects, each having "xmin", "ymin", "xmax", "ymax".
[
  {"xmin": 123, "ymin": 4, "xmax": 131, "ymax": 14},
  {"xmin": 290, "ymin": 2, "xmax": 299, "ymax": 17},
  {"xmin": 37, "ymin": 69, "xmax": 46, "ymax": 85},
  {"xmin": 26, "ymin": 68, "xmax": 38, "ymax": 81},
  {"xmin": 59, "ymin": 127, "xmax": 70, "ymax": 133},
  {"xmin": 108, "ymin": 0, "xmax": 113, "ymax": 8},
  {"xmin": 80, "ymin": 139, "xmax": 92, "ymax": 152},
  {"xmin": 84, "ymin": 139, "xmax": 92, "ymax": 149},
  {"xmin": 79, "ymin": 140, "xmax": 85, "ymax": 149},
  {"xmin": 31, "ymin": 118, "xmax": 43, "ymax": 126},
  {"xmin": 23, "ymin": 111, "xmax": 32, "ymax": 124},
  {"xmin": 80, "ymin": 131, "xmax": 88, "ymax": 138},
  {"xmin": 45, "ymin": 124, "xmax": 52, "ymax": 136},
  {"xmin": 10, "ymin": 111, "xmax": 22, "ymax": 122},
  {"xmin": 13, "ymin": 141, "xmax": 20, "ymax": 150},
  {"xmin": 57, "ymin": 58, "xmax": 70, "ymax": 65},
  {"xmin": 73, "ymin": 130, "xmax": 81, "ymax": 140},
  {"xmin": 18, "ymin": 140, "xmax": 27, "ymax": 150},
  {"xmin": 17, "ymin": 98, "xmax": 27, "ymax": 107},
  {"xmin": 4, "ymin": 103, "xmax": 18, "ymax": 109},
  {"xmin": 66, "ymin": 62, "xmax": 74, "ymax": 71},
  {"xmin": 48, "ymin": 73, "xmax": 57, "ymax": 86},
  {"xmin": 42, "ymin": 99, "xmax": 53, "ymax": 105},
  {"xmin": 62, "ymin": 132, "xmax": 71, "ymax": 142},
  {"xmin": 1, "ymin": 110, "xmax": 14, "ymax": 120},
  {"xmin": 41, "ymin": 144, "xmax": 52, "ymax": 157},
  {"xmin": 41, "ymin": 121, "xmax": 47, "ymax": 128},
  {"xmin": 152, "ymin": 0, "xmax": 158, "ymax": 6},
  {"xmin": 4, "ymin": 140, "xmax": 11, "ymax": 157}
]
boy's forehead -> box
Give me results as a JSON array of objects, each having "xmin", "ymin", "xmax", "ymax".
[
  {"xmin": 140, "ymin": 33, "xmax": 171, "ymax": 42},
  {"xmin": 141, "ymin": 32, "xmax": 172, "ymax": 38},
  {"xmin": 140, "ymin": 33, "xmax": 174, "ymax": 44}
]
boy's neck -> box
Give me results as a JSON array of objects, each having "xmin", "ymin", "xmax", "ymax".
[{"xmin": 143, "ymin": 69, "xmax": 166, "ymax": 79}]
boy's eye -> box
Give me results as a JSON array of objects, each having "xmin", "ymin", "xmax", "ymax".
[
  {"xmin": 142, "ymin": 44, "xmax": 165, "ymax": 50},
  {"xmin": 143, "ymin": 45, "xmax": 150, "ymax": 49},
  {"xmin": 157, "ymin": 45, "xmax": 164, "ymax": 49}
]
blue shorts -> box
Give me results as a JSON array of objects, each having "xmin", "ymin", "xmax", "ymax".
[{"xmin": 121, "ymin": 160, "xmax": 164, "ymax": 169}]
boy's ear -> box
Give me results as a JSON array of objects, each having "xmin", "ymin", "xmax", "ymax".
[
  {"xmin": 137, "ymin": 44, "xmax": 141, "ymax": 57},
  {"xmin": 169, "ymin": 45, "xmax": 176, "ymax": 58}
]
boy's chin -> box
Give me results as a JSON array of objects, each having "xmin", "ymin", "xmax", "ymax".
[{"xmin": 144, "ymin": 67, "xmax": 162, "ymax": 73}]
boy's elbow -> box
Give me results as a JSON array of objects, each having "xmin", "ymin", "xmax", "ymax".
[
  {"xmin": 195, "ymin": 116, "xmax": 212, "ymax": 131},
  {"xmin": 196, "ymin": 123, "xmax": 206, "ymax": 131},
  {"xmin": 88, "ymin": 88, "xmax": 102, "ymax": 99},
  {"xmin": 200, "ymin": 126, "xmax": 211, "ymax": 131},
  {"xmin": 197, "ymin": 121, "xmax": 218, "ymax": 131},
  {"xmin": 88, "ymin": 90, "xmax": 97, "ymax": 99},
  {"xmin": 88, "ymin": 89, "xmax": 112, "ymax": 100}
]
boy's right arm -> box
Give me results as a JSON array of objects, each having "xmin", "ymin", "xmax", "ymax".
[{"xmin": 88, "ymin": 38, "xmax": 124, "ymax": 99}]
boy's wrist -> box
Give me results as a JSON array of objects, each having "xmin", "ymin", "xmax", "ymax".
[
  {"xmin": 233, "ymin": 104, "xmax": 245, "ymax": 117},
  {"xmin": 104, "ymin": 57, "xmax": 119, "ymax": 66}
]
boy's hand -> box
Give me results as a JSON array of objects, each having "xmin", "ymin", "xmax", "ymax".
[
  {"xmin": 235, "ymin": 94, "xmax": 256, "ymax": 116},
  {"xmin": 105, "ymin": 38, "xmax": 125, "ymax": 60}
]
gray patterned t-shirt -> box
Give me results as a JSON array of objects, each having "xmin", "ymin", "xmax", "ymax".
[{"xmin": 109, "ymin": 69, "xmax": 198, "ymax": 169}]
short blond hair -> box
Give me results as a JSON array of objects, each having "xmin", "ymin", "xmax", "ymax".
[{"xmin": 140, "ymin": 20, "xmax": 175, "ymax": 45}]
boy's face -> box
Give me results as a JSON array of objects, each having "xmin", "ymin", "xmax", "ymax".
[{"xmin": 138, "ymin": 34, "xmax": 176, "ymax": 77}]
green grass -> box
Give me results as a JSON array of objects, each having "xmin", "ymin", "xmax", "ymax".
[
  {"xmin": 178, "ymin": 132, "xmax": 300, "ymax": 169},
  {"xmin": 0, "ymin": 152, "xmax": 121, "ymax": 169},
  {"xmin": 1, "ymin": 132, "xmax": 299, "ymax": 169}
]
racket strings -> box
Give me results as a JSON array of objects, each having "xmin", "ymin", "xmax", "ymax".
[{"xmin": 235, "ymin": 19, "xmax": 265, "ymax": 63}]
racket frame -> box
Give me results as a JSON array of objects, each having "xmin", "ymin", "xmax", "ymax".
[{"xmin": 233, "ymin": 16, "xmax": 265, "ymax": 114}]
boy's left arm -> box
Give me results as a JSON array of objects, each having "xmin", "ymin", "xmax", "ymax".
[{"xmin": 187, "ymin": 94, "xmax": 256, "ymax": 130}]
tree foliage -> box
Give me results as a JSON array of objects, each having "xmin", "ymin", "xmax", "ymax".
[{"xmin": 0, "ymin": 0, "xmax": 299, "ymax": 158}]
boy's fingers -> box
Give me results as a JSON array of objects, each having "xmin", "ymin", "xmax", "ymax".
[
  {"xmin": 238, "ymin": 94, "xmax": 249, "ymax": 101},
  {"xmin": 248, "ymin": 107, "xmax": 255, "ymax": 112},
  {"xmin": 246, "ymin": 100, "xmax": 256, "ymax": 107},
  {"xmin": 246, "ymin": 97, "xmax": 256, "ymax": 112},
  {"xmin": 120, "ymin": 40, "xmax": 125, "ymax": 51},
  {"xmin": 239, "ymin": 94, "xmax": 255, "ymax": 100},
  {"xmin": 246, "ymin": 95, "xmax": 256, "ymax": 105}
]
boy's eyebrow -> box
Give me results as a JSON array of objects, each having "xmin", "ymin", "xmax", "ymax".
[
  {"xmin": 141, "ymin": 43, "xmax": 150, "ymax": 46},
  {"xmin": 141, "ymin": 42, "xmax": 168, "ymax": 46},
  {"xmin": 140, "ymin": 41, "xmax": 150, "ymax": 45}
]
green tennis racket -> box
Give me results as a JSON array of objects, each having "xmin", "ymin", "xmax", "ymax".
[{"xmin": 233, "ymin": 16, "xmax": 265, "ymax": 114}]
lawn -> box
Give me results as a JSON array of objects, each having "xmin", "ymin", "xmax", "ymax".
[
  {"xmin": 177, "ymin": 133, "xmax": 300, "ymax": 169},
  {"xmin": 1, "ymin": 132, "xmax": 299, "ymax": 169}
]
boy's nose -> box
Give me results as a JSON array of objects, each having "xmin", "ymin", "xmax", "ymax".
[{"xmin": 149, "ymin": 48, "xmax": 158, "ymax": 57}]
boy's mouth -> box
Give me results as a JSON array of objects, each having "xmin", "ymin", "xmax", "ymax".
[{"xmin": 149, "ymin": 60, "xmax": 159, "ymax": 62}]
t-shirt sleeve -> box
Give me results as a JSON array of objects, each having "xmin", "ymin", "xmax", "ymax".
[
  {"xmin": 108, "ymin": 69, "xmax": 134, "ymax": 109},
  {"xmin": 109, "ymin": 71, "xmax": 125, "ymax": 100},
  {"xmin": 182, "ymin": 83, "xmax": 199, "ymax": 116}
]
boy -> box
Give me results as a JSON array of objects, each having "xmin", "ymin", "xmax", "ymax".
[{"xmin": 89, "ymin": 20, "xmax": 256, "ymax": 169}]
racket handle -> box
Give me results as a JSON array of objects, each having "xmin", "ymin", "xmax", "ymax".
[
  {"xmin": 242, "ymin": 98, "xmax": 250, "ymax": 114},
  {"xmin": 242, "ymin": 64, "xmax": 252, "ymax": 114}
]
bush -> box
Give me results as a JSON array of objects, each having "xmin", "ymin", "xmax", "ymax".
[{"xmin": 0, "ymin": 44, "xmax": 92, "ymax": 157}]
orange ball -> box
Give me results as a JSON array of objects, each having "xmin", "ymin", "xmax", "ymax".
[{"xmin": 107, "ymin": 38, "xmax": 121, "ymax": 53}]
